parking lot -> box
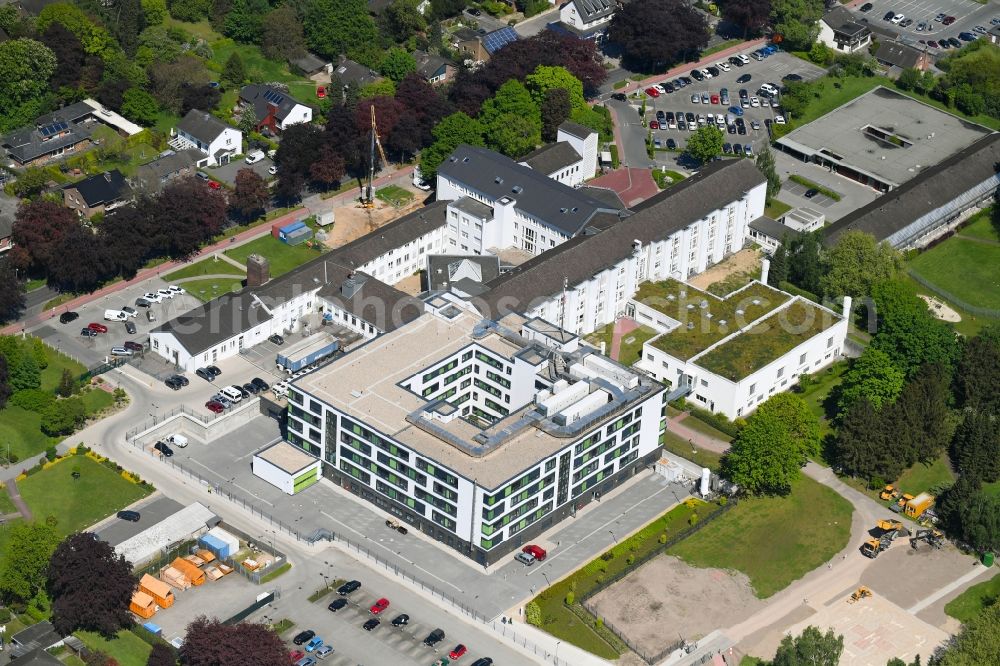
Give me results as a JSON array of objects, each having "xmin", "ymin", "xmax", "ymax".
[
  {"xmin": 609, "ymin": 50, "xmax": 826, "ymax": 168},
  {"xmin": 772, "ymin": 149, "xmax": 881, "ymax": 221},
  {"xmin": 205, "ymin": 155, "xmax": 276, "ymax": 188},
  {"xmin": 853, "ymin": 0, "xmax": 997, "ymax": 50}
]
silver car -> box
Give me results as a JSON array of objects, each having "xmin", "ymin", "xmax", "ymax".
[{"xmin": 515, "ymin": 552, "xmax": 536, "ymax": 565}]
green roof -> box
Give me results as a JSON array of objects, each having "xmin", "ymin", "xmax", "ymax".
[
  {"xmin": 696, "ymin": 300, "xmax": 840, "ymax": 381},
  {"xmin": 639, "ymin": 279, "xmax": 790, "ymax": 361}
]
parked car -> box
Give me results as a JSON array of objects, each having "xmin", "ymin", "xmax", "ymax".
[
  {"xmin": 860, "ymin": 2, "xmax": 872, "ymax": 11},
  {"xmin": 883, "ymin": 10, "xmax": 895, "ymax": 20},
  {"xmin": 666, "ymin": 138, "xmax": 677, "ymax": 150},
  {"xmin": 166, "ymin": 285, "xmax": 185, "ymax": 295},
  {"xmin": 314, "ymin": 646, "xmax": 333, "ymax": 659},
  {"xmin": 522, "ymin": 544, "xmax": 547, "ymax": 561},
  {"xmin": 369, "ymin": 598, "xmax": 390, "ymax": 615},
  {"xmin": 515, "ymin": 551, "xmax": 535, "ymax": 565},
  {"xmin": 245, "ymin": 149, "xmax": 265, "ymax": 164},
  {"xmin": 251, "ymin": 377, "xmax": 270, "ymax": 391},
  {"xmin": 470, "ymin": 659, "xmax": 494, "ymax": 666},
  {"xmin": 142, "ymin": 292, "xmax": 163, "ymax": 303},
  {"xmin": 610, "ymin": 92, "xmax": 627, "ymax": 101},
  {"xmin": 338, "ymin": 580, "xmax": 361, "ymax": 595},
  {"xmin": 205, "ymin": 400, "xmax": 225, "ymax": 413},
  {"xmin": 80, "ymin": 328, "xmax": 97, "ymax": 338},
  {"xmin": 206, "ymin": 365, "xmax": 222, "ymax": 377},
  {"xmin": 449, "ymin": 645, "xmax": 468, "ymax": 660},
  {"xmin": 362, "ymin": 619, "xmax": 380, "ymax": 631},
  {"xmin": 289, "ymin": 652, "xmax": 304, "ymax": 664},
  {"xmin": 59, "ymin": 311, "xmax": 80, "ymax": 324},
  {"xmin": 644, "ymin": 87, "xmax": 660, "ymax": 97},
  {"xmin": 293, "ymin": 631, "xmax": 316, "ymax": 646},
  {"xmin": 117, "ymin": 510, "xmax": 140, "ymax": 522},
  {"xmin": 305, "ymin": 637, "xmax": 323, "ymax": 652},
  {"xmin": 423, "ymin": 629, "xmax": 446, "ymax": 647},
  {"xmin": 111, "ymin": 347, "xmax": 133, "ymax": 357},
  {"xmin": 294, "ymin": 658, "xmax": 315, "ymax": 666},
  {"xmin": 154, "ymin": 441, "xmax": 174, "ymax": 457},
  {"xmin": 135, "ymin": 297, "xmax": 152, "ymax": 308},
  {"xmin": 327, "ymin": 598, "xmax": 348, "ymax": 612},
  {"xmin": 391, "ymin": 614, "xmax": 410, "ymax": 627},
  {"xmin": 269, "ymin": 334, "xmax": 285, "ymax": 345},
  {"xmin": 943, "ymin": 16, "xmax": 956, "ymax": 26},
  {"xmin": 196, "ymin": 367, "xmax": 214, "ymax": 381},
  {"xmin": 804, "ymin": 188, "xmax": 819, "ymax": 198},
  {"xmin": 165, "ymin": 376, "xmax": 184, "ymax": 390}
]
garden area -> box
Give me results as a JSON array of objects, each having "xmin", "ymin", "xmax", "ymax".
[
  {"xmin": 183, "ymin": 277, "xmax": 248, "ymax": 303},
  {"xmin": 660, "ymin": 430, "xmax": 723, "ymax": 471},
  {"xmin": 945, "ymin": 572, "xmax": 1000, "ymax": 623},
  {"xmin": 224, "ymin": 235, "xmax": 324, "ymax": 278},
  {"xmin": 163, "ymin": 256, "xmax": 246, "ymax": 282},
  {"xmin": 17, "ymin": 452, "xmax": 153, "ymax": 536},
  {"xmin": 667, "ymin": 476, "xmax": 853, "ymax": 598},
  {"xmin": 583, "ymin": 322, "xmax": 659, "ymax": 367},
  {"xmin": 528, "ymin": 498, "xmax": 722, "ymax": 658},
  {"xmin": 77, "ymin": 629, "xmax": 153, "ymax": 665}
]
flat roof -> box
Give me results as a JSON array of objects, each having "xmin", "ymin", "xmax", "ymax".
[
  {"xmin": 115, "ymin": 502, "xmax": 218, "ymax": 566},
  {"xmin": 96, "ymin": 496, "xmax": 185, "ymax": 546},
  {"xmin": 776, "ymin": 87, "xmax": 993, "ymax": 188},
  {"xmin": 256, "ymin": 441, "xmax": 318, "ymax": 475},
  {"xmin": 640, "ymin": 280, "xmax": 790, "ymax": 361}
]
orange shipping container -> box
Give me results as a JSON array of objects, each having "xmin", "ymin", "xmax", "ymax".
[
  {"xmin": 139, "ymin": 573, "xmax": 175, "ymax": 608},
  {"xmin": 171, "ymin": 557, "xmax": 206, "ymax": 586},
  {"xmin": 130, "ymin": 591, "xmax": 156, "ymax": 619}
]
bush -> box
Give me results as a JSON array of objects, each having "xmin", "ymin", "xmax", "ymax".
[
  {"xmin": 625, "ymin": 554, "xmax": 634, "ymax": 565},
  {"xmin": 0, "ymin": 607, "xmax": 12, "ymax": 623},
  {"xmin": 40, "ymin": 397, "xmax": 85, "ymax": 436},
  {"xmin": 688, "ymin": 512, "xmax": 699, "ymax": 526},
  {"xmin": 525, "ymin": 601, "xmax": 542, "ymax": 626},
  {"xmin": 658, "ymin": 533, "xmax": 667, "ymax": 544},
  {"xmin": 600, "ymin": 551, "xmax": 615, "ymax": 561},
  {"xmin": 45, "ymin": 447, "xmax": 58, "ymax": 462},
  {"xmin": 10, "ymin": 389, "xmax": 56, "ymax": 413},
  {"xmin": 565, "ymin": 591, "xmax": 575, "ymax": 605}
]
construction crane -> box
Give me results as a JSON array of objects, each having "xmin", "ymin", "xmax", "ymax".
[
  {"xmin": 360, "ymin": 104, "xmax": 388, "ymax": 210},
  {"xmin": 910, "ymin": 528, "xmax": 945, "ymax": 550}
]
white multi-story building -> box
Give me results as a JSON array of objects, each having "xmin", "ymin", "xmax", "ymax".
[
  {"xmin": 170, "ymin": 109, "xmax": 242, "ymax": 167},
  {"xmin": 631, "ymin": 274, "xmax": 849, "ymax": 419},
  {"xmin": 284, "ymin": 298, "xmax": 666, "ymax": 564},
  {"xmin": 557, "ymin": 0, "xmax": 616, "ymax": 40}
]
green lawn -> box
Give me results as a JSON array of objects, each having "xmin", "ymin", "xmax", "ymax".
[
  {"xmin": 944, "ymin": 572, "xmax": 1000, "ymax": 623},
  {"xmin": 897, "ymin": 272, "xmax": 986, "ymax": 339},
  {"xmin": 677, "ymin": 413, "xmax": 733, "ymax": 444},
  {"xmin": 0, "ymin": 407, "xmax": 57, "ymax": 462},
  {"xmin": 183, "ymin": 277, "xmax": 246, "ymax": 303},
  {"xmin": 895, "ymin": 453, "xmax": 956, "ymax": 496},
  {"xmin": 40, "ymin": 346, "xmax": 87, "ymax": 392},
  {"xmin": 702, "ymin": 39, "xmax": 744, "ymax": 57},
  {"xmin": 983, "ymin": 480, "xmax": 1000, "ymax": 497},
  {"xmin": 77, "ymin": 630, "xmax": 152, "ymax": 666},
  {"xmin": 584, "ymin": 323, "xmax": 659, "ymax": 366},
  {"xmin": 81, "ymin": 387, "xmax": 115, "ymax": 415},
  {"xmin": 909, "ymin": 235, "xmax": 1000, "ymax": 310},
  {"xmin": 668, "ymin": 475, "xmax": 853, "ymax": 597},
  {"xmin": 763, "ymin": 199, "xmax": 792, "ymax": 220},
  {"xmin": 163, "ymin": 16, "xmax": 223, "ymax": 42},
  {"xmin": 224, "ymin": 235, "xmax": 322, "ymax": 277},
  {"xmin": 212, "ymin": 40, "xmax": 305, "ymax": 83},
  {"xmin": 375, "ymin": 184, "xmax": 415, "ymax": 207},
  {"xmin": 0, "ymin": 485, "xmax": 17, "ymax": 514},
  {"xmin": 661, "ymin": 430, "xmax": 723, "ymax": 471},
  {"xmin": 795, "ymin": 360, "xmax": 848, "ymax": 438},
  {"xmin": 957, "ymin": 208, "xmax": 999, "ymax": 241},
  {"xmin": 18, "ymin": 456, "xmax": 151, "ymax": 535},
  {"xmin": 163, "ymin": 257, "xmax": 245, "ymax": 282}
]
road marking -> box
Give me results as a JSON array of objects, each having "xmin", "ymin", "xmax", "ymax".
[
  {"xmin": 187, "ymin": 458, "xmax": 275, "ymax": 506},
  {"xmin": 320, "ymin": 510, "xmax": 463, "ymax": 593},
  {"xmin": 907, "ymin": 563, "xmax": 993, "ymax": 614}
]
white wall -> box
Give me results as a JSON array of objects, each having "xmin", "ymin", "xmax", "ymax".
[
  {"xmin": 559, "ymin": 2, "xmax": 614, "ymax": 30},
  {"xmin": 252, "ymin": 455, "xmax": 294, "ymax": 494},
  {"xmin": 279, "ymin": 104, "xmax": 313, "ymax": 130},
  {"xmin": 557, "ymin": 127, "xmax": 599, "ymax": 182}
]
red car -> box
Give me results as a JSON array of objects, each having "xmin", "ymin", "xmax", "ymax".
[
  {"xmin": 317, "ymin": 86, "xmax": 326, "ymax": 98},
  {"xmin": 710, "ymin": 94, "xmax": 720, "ymax": 105},
  {"xmin": 942, "ymin": 16, "xmax": 956, "ymax": 25},
  {"xmin": 522, "ymin": 544, "xmax": 547, "ymax": 561},
  {"xmin": 649, "ymin": 120, "xmax": 659, "ymax": 129},
  {"xmin": 87, "ymin": 322, "xmax": 108, "ymax": 333},
  {"xmin": 644, "ymin": 87, "xmax": 660, "ymax": 97},
  {"xmin": 208, "ymin": 180, "xmax": 221, "ymax": 190},
  {"xmin": 205, "ymin": 400, "xmax": 225, "ymax": 414},
  {"xmin": 369, "ymin": 598, "xmax": 390, "ymax": 615},
  {"xmin": 288, "ymin": 651, "xmax": 305, "ymax": 663},
  {"xmin": 449, "ymin": 644, "xmax": 468, "ymax": 660}
]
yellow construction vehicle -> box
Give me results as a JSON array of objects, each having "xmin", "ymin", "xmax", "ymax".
[
  {"xmin": 890, "ymin": 493, "xmax": 915, "ymax": 514},
  {"xmin": 876, "ymin": 519, "xmax": 908, "ymax": 536},
  {"xmin": 848, "ymin": 586, "xmax": 872, "ymax": 603},
  {"xmin": 910, "ymin": 528, "xmax": 944, "ymax": 550},
  {"xmin": 880, "ymin": 484, "xmax": 900, "ymax": 501},
  {"xmin": 861, "ymin": 519, "xmax": 909, "ymax": 558},
  {"xmin": 904, "ymin": 492, "xmax": 935, "ymax": 519},
  {"xmin": 359, "ymin": 104, "xmax": 388, "ymax": 210}
]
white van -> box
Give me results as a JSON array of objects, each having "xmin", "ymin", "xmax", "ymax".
[
  {"xmin": 104, "ymin": 309, "xmax": 129, "ymax": 322},
  {"xmin": 245, "ymin": 149, "xmax": 265, "ymax": 165},
  {"xmin": 165, "ymin": 434, "xmax": 188, "ymax": 448},
  {"xmin": 219, "ymin": 386, "xmax": 243, "ymax": 403}
]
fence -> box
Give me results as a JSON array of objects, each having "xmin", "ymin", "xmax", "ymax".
[
  {"xmin": 224, "ymin": 591, "xmax": 277, "ymax": 625},
  {"xmin": 487, "ymin": 620, "xmax": 577, "ymax": 666},
  {"xmin": 907, "ymin": 269, "xmax": 1000, "ymax": 319}
]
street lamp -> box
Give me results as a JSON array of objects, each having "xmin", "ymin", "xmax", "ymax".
[
  {"xmin": 608, "ymin": 530, "xmax": 617, "ymax": 544},
  {"xmin": 556, "ymin": 641, "xmax": 561, "ymax": 663},
  {"xmin": 541, "ymin": 571, "xmax": 551, "ymax": 587}
]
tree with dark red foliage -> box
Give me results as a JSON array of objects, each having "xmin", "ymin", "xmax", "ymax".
[
  {"xmin": 179, "ymin": 617, "xmax": 286, "ymax": 666},
  {"xmin": 534, "ymin": 31, "xmax": 607, "ymax": 95},
  {"xmin": 609, "ymin": 0, "xmax": 709, "ymax": 72},
  {"xmin": 355, "ymin": 96, "xmax": 403, "ymax": 162},
  {"xmin": 230, "ymin": 168, "xmax": 270, "ymax": 220},
  {"xmin": 47, "ymin": 223, "xmax": 108, "ymax": 293},
  {"xmin": 154, "ymin": 178, "xmax": 228, "ymax": 257},
  {"xmin": 47, "ymin": 533, "xmax": 137, "ymax": 638},
  {"xmin": 145, "ymin": 644, "xmax": 175, "ymax": 666},
  {"xmin": 41, "ymin": 23, "xmax": 86, "ymax": 90},
  {"xmin": 99, "ymin": 204, "xmax": 156, "ymax": 279},
  {"xmin": 541, "ymin": 87, "xmax": 571, "ymax": 142},
  {"xmin": 720, "ymin": 0, "xmax": 771, "ymax": 37},
  {"xmin": 11, "ymin": 200, "xmax": 82, "ymax": 274},
  {"xmin": 0, "ymin": 256, "xmax": 26, "ymax": 324},
  {"xmin": 275, "ymin": 123, "xmax": 324, "ymax": 202},
  {"xmin": 181, "ymin": 84, "xmax": 222, "ymax": 116},
  {"xmin": 323, "ymin": 104, "xmax": 367, "ymax": 177},
  {"xmin": 97, "ymin": 79, "xmax": 130, "ymax": 111},
  {"xmin": 388, "ymin": 74, "xmax": 453, "ymax": 158},
  {"xmin": 310, "ymin": 149, "xmax": 346, "ymax": 191}
]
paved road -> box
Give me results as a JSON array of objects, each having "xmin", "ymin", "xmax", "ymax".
[{"xmin": 514, "ymin": 7, "xmax": 559, "ymax": 37}]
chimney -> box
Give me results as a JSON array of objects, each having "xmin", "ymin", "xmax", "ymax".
[
  {"xmin": 246, "ymin": 254, "xmax": 270, "ymax": 287},
  {"xmin": 842, "ymin": 296, "xmax": 853, "ymax": 318},
  {"xmin": 760, "ymin": 257, "xmax": 770, "ymax": 285}
]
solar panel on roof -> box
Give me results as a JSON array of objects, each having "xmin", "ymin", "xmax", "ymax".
[
  {"xmin": 263, "ymin": 90, "xmax": 285, "ymax": 105},
  {"xmin": 483, "ymin": 27, "xmax": 518, "ymax": 55},
  {"xmin": 38, "ymin": 121, "xmax": 69, "ymax": 138}
]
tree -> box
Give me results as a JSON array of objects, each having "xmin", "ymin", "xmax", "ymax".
[
  {"xmin": 275, "ymin": 122, "xmax": 324, "ymax": 201},
  {"xmin": 0, "ymin": 38, "xmax": 58, "ymax": 132},
  {"xmin": 771, "ymin": 626, "xmax": 844, "ymax": 666},
  {"xmin": 238, "ymin": 107, "xmax": 257, "ymax": 134},
  {"xmin": 786, "ymin": 231, "xmax": 823, "ymax": 296},
  {"xmin": 48, "ymin": 533, "xmax": 138, "ymax": 637},
  {"xmin": 380, "ymin": 47, "xmax": 417, "ymax": 82},
  {"xmin": 780, "ymin": 80, "xmax": 811, "ymax": 119},
  {"xmin": 222, "ymin": 52, "xmax": 246, "ymax": 85},
  {"xmin": 820, "ymin": 231, "xmax": 903, "ymax": 298},
  {"xmin": 56, "ymin": 367, "xmax": 76, "ymax": 398},
  {"xmin": 0, "ymin": 256, "xmax": 26, "ymax": 323},
  {"xmin": 896, "ymin": 67, "xmax": 923, "ymax": 92},
  {"xmin": 0, "ymin": 523, "xmax": 60, "ymax": 602},
  {"xmin": 419, "ymin": 111, "xmax": 485, "ymax": 182},
  {"xmin": 686, "ymin": 125, "xmax": 724, "ymax": 163},
  {"xmin": 891, "ymin": 363, "xmax": 953, "ymax": 465},
  {"xmin": 837, "ymin": 347, "xmax": 905, "ymax": 414},
  {"xmin": 47, "ymin": 223, "xmax": 107, "ymax": 293},
  {"xmin": 223, "ymin": 0, "xmax": 268, "ymax": 43},
  {"xmin": 770, "ymin": 0, "xmax": 824, "ymax": 51},
  {"xmin": 722, "ymin": 393, "xmax": 819, "ymax": 495},
  {"xmin": 955, "ymin": 325, "xmax": 1000, "ymax": 412},
  {"xmin": 755, "ymin": 144, "xmax": 781, "ymax": 202},
  {"xmin": 304, "ymin": 0, "xmax": 379, "ymax": 65},
  {"xmin": 309, "ymin": 149, "xmax": 346, "ymax": 191},
  {"xmin": 149, "ymin": 55, "xmax": 211, "ymax": 113},
  {"xmin": 181, "ymin": 84, "xmax": 221, "ymax": 116},
  {"xmin": 231, "ymin": 169, "xmax": 270, "ymax": 220},
  {"xmin": 146, "ymin": 644, "xmax": 176, "ymax": 666},
  {"xmin": 525, "ymin": 65, "xmax": 585, "ymax": 113},
  {"xmin": 5, "ymin": 342, "xmax": 41, "ymax": 392},
  {"xmin": 808, "ymin": 41, "xmax": 830, "ymax": 65},
  {"xmin": 540, "ymin": 88, "xmax": 571, "ymax": 142},
  {"xmin": 721, "ymin": 0, "xmax": 771, "ymax": 38},
  {"xmin": 40, "ymin": 395, "xmax": 85, "ymax": 435},
  {"xmin": 608, "ymin": 0, "xmax": 708, "ymax": 72},
  {"xmin": 121, "ymin": 88, "xmax": 159, "ymax": 126},
  {"xmin": 835, "ymin": 398, "xmax": 900, "ymax": 481},
  {"xmin": 167, "ymin": 0, "xmax": 212, "ymax": 21},
  {"xmin": 936, "ymin": 601, "xmax": 1000, "ymax": 665},
  {"xmin": 768, "ymin": 242, "xmax": 789, "ymax": 287},
  {"xmin": 142, "ymin": 0, "xmax": 167, "ymax": 25},
  {"xmin": 111, "ymin": 0, "xmax": 147, "ymax": 56},
  {"xmin": 384, "ymin": 0, "xmax": 427, "ymax": 41},
  {"xmin": 869, "ymin": 280, "xmax": 961, "ymax": 377},
  {"xmin": 179, "ymin": 617, "xmax": 286, "ymax": 666},
  {"xmin": 488, "ymin": 113, "xmax": 541, "ymax": 158},
  {"xmin": 950, "ymin": 410, "xmax": 1000, "ymax": 483},
  {"xmin": 36, "ymin": 4, "xmax": 114, "ymax": 55},
  {"xmin": 936, "ymin": 478, "xmax": 1000, "ymax": 556},
  {"xmin": 260, "ymin": 5, "xmax": 306, "ymax": 61},
  {"xmin": 11, "ymin": 200, "xmax": 82, "ymax": 275},
  {"xmin": 154, "ymin": 178, "xmax": 228, "ymax": 257},
  {"xmin": 0, "ymin": 355, "xmax": 10, "ymax": 411},
  {"xmin": 41, "ymin": 22, "xmax": 87, "ymax": 91}
]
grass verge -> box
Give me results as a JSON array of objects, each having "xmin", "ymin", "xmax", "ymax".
[
  {"xmin": 702, "ymin": 39, "xmax": 744, "ymax": 58},
  {"xmin": 661, "ymin": 430, "xmax": 723, "ymax": 471},
  {"xmin": 944, "ymin": 572, "xmax": 1000, "ymax": 623},
  {"xmin": 909, "ymin": 234, "xmax": 1000, "ymax": 310},
  {"xmin": 764, "ymin": 199, "xmax": 792, "ymax": 219},
  {"xmin": 182, "ymin": 277, "xmax": 246, "ymax": 303},
  {"xmin": 668, "ymin": 475, "xmax": 853, "ymax": 597},
  {"xmin": 224, "ymin": 235, "xmax": 323, "ymax": 277},
  {"xmin": 77, "ymin": 630, "xmax": 152, "ymax": 665},
  {"xmin": 788, "ymin": 175, "xmax": 841, "ymax": 201},
  {"xmin": 162, "ymin": 257, "xmax": 245, "ymax": 282},
  {"xmin": 652, "ymin": 169, "xmax": 686, "ymax": 189},
  {"xmin": 676, "ymin": 412, "xmax": 733, "ymax": 444},
  {"xmin": 894, "ymin": 453, "xmax": 955, "ymax": 496},
  {"xmin": 375, "ymin": 184, "xmax": 415, "ymax": 207},
  {"xmin": 0, "ymin": 406, "xmax": 58, "ymax": 461},
  {"xmin": 260, "ymin": 562, "xmax": 292, "ymax": 583}
]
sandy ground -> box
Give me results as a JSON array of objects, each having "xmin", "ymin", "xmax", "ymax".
[
  {"xmin": 589, "ymin": 555, "xmax": 764, "ymax": 655},
  {"xmin": 394, "ymin": 273, "xmax": 423, "ymax": 295},
  {"xmin": 318, "ymin": 182, "xmax": 427, "ymax": 250},
  {"xmin": 918, "ymin": 294, "xmax": 962, "ymax": 322},
  {"xmin": 491, "ymin": 246, "xmax": 536, "ymax": 267},
  {"xmin": 860, "ymin": 541, "xmax": 978, "ymax": 609},
  {"xmin": 688, "ymin": 248, "xmax": 762, "ymax": 291}
]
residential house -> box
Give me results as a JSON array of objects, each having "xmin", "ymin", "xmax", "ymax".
[
  {"xmin": 451, "ymin": 27, "xmax": 489, "ymax": 63},
  {"xmin": 875, "ymin": 40, "xmax": 932, "ymax": 72},
  {"xmin": 9, "ymin": 649, "xmax": 64, "ymax": 666},
  {"xmin": 8, "ymin": 622, "xmax": 63, "ymax": 659},
  {"xmin": 63, "ymin": 170, "xmax": 132, "ymax": 218},
  {"xmin": 1, "ymin": 102, "xmax": 97, "ymax": 167},
  {"xmin": 557, "ymin": 0, "xmax": 616, "ymax": 40},
  {"xmin": 331, "ymin": 57, "xmax": 380, "ymax": 95},
  {"xmin": 414, "ymin": 50, "xmax": 456, "ymax": 85},
  {"xmin": 239, "ymin": 85, "xmax": 313, "ymax": 134},
  {"xmin": 133, "ymin": 148, "xmax": 202, "ymax": 193},
  {"xmin": 288, "ymin": 52, "xmax": 330, "ymax": 77},
  {"xmin": 482, "ymin": 27, "xmax": 519, "ymax": 58},
  {"xmin": 170, "ymin": 110, "xmax": 242, "ymax": 167},
  {"xmin": 0, "ymin": 215, "xmax": 13, "ymax": 254},
  {"xmin": 818, "ymin": 6, "xmax": 873, "ymax": 53}
]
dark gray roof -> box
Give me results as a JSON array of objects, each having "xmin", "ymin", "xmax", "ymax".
[
  {"xmin": 414, "ymin": 50, "xmax": 452, "ymax": 79},
  {"xmin": 823, "ymin": 6, "xmax": 857, "ymax": 30},
  {"xmin": 825, "ymin": 133, "xmax": 1000, "ymax": 245},
  {"xmin": 520, "ymin": 142, "xmax": 582, "ymax": 175},
  {"xmin": 427, "ymin": 254, "xmax": 502, "ymax": 296},
  {"xmin": 16, "ymin": 0, "xmax": 58, "ymax": 15},
  {"xmin": 333, "ymin": 58, "xmax": 378, "ymax": 88},
  {"xmin": 569, "ymin": 0, "xmax": 615, "ymax": 23},
  {"xmin": 36, "ymin": 101, "xmax": 93, "ymax": 126},
  {"xmin": 578, "ymin": 186, "xmax": 625, "ymax": 209},
  {"xmin": 177, "ymin": 109, "xmax": 232, "ymax": 144},
  {"xmin": 451, "ymin": 196, "xmax": 492, "ymax": 219},
  {"xmin": 289, "ymin": 52, "xmax": 327, "ymax": 74},
  {"xmin": 452, "ymin": 27, "xmax": 480, "ymax": 42},
  {"xmin": 134, "ymin": 149, "xmax": 200, "ymax": 190},
  {"xmin": 875, "ymin": 41, "xmax": 924, "ymax": 69},
  {"xmin": 0, "ymin": 215, "xmax": 12, "ymax": 239},
  {"xmin": 558, "ymin": 120, "xmax": 595, "ymax": 140},
  {"xmin": 64, "ymin": 169, "xmax": 131, "ymax": 207},
  {"xmin": 11, "ymin": 622, "xmax": 60, "ymax": 652},
  {"xmin": 9, "ymin": 649, "xmax": 63, "ymax": 666},
  {"xmin": 154, "ymin": 203, "xmax": 446, "ymax": 354},
  {"xmin": 476, "ymin": 159, "xmax": 766, "ymax": 316},
  {"xmin": 239, "ymin": 85, "xmax": 306, "ymax": 123},
  {"xmin": 438, "ymin": 144, "xmax": 618, "ymax": 236},
  {"xmin": 748, "ymin": 216, "xmax": 803, "ymax": 240},
  {"xmin": 2, "ymin": 105, "xmax": 95, "ymax": 164}
]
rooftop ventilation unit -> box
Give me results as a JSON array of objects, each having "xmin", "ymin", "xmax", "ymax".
[
  {"xmin": 699, "ymin": 300, "xmax": 708, "ymax": 309},
  {"xmin": 686, "ymin": 322, "xmax": 694, "ymax": 330},
  {"xmin": 736, "ymin": 308, "xmax": 744, "ymax": 315},
  {"xmin": 718, "ymin": 319, "xmax": 727, "ymax": 326},
  {"xmin": 751, "ymin": 298, "xmax": 761, "ymax": 305}
]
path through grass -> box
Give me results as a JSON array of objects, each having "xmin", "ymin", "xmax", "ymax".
[
  {"xmin": 163, "ymin": 257, "xmax": 245, "ymax": 282},
  {"xmin": 944, "ymin": 572, "xmax": 1000, "ymax": 623},
  {"xmin": 224, "ymin": 235, "xmax": 322, "ymax": 277}
]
